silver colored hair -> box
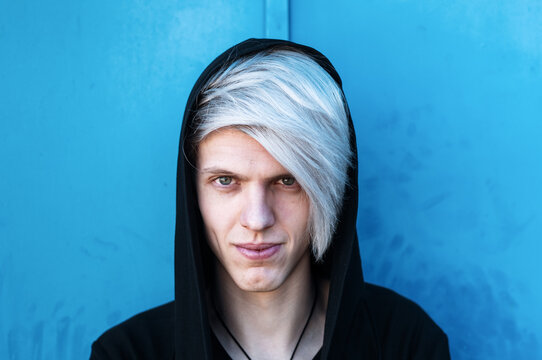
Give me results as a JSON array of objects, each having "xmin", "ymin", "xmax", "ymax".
[{"xmin": 192, "ymin": 49, "xmax": 353, "ymax": 260}]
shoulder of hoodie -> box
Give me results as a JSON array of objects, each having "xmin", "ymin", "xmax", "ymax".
[
  {"xmin": 90, "ymin": 301, "xmax": 175, "ymax": 360},
  {"xmin": 354, "ymin": 283, "xmax": 451, "ymax": 359}
]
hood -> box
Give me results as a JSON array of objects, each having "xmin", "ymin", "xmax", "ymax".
[{"xmin": 174, "ymin": 38, "xmax": 364, "ymax": 359}]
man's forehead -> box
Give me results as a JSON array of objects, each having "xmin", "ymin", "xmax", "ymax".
[{"xmin": 196, "ymin": 129, "xmax": 291, "ymax": 178}]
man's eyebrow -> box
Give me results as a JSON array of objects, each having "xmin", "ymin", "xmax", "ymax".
[
  {"xmin": 199, "ymin": 167, "xmax": 236, "ymax": 175},
  {"xmin": 199, "ymin": 167, "xmax": 249, "ymax": 181},
  {"xmin": 269, "ymin": 173, "xmax": 296, "ymax": 181},
  {"xmin": 198, "ymin": 167, "xmax": 294, "ymax": 182}
]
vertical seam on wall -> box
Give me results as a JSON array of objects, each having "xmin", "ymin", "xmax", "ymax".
[
  {"xmin": 287, "ymin": 0, "xmax": 291, "ymax": 40},
  {"xmin": 263, "ymin": 1, "xmax": 267, "ymax": 38},
  {"xmin": 264, "ymin": 0, "xmax": 290, "ymax": 40}
]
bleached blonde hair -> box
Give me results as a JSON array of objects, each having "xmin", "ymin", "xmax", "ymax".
[{"xmin": 192, "ymin": 49, "xmax": 352, "ymax": 260}]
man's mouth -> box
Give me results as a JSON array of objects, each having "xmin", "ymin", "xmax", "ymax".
[{"xmin": 234, "ymin": 243, "xmax": 282, "ymax": 260}]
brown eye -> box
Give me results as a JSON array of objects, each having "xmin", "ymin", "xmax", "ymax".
[
  {"xmin": 281, "ymin": 177, "xmax": 296, "ymax": 186},
  {"xmin": 216, "ymin": 176, "xmax": 232, "ymax": 185}
]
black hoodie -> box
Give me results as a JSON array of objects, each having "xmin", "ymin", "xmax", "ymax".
[{"xmin": 90, "ymin": 38, "xmax": 451, "ymax": 360}]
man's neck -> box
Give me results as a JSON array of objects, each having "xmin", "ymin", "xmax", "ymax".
[{"xmin": 211, "ymin": 251, "xmax": 318, "ymax": 359}]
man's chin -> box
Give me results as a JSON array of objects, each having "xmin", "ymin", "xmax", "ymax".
[{"xmin": 233, "ymin": 271, "xmax": 284, "ymax": 293}]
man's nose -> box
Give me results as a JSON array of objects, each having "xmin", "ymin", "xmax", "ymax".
[{"xmin": 240, "ymin": 186, "xmax": 275, "ymax": 231}]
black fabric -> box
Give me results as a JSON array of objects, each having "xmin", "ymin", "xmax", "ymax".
[{"xmin": 90, "ymin": 38, "xmax": 451, "ymax": 359}]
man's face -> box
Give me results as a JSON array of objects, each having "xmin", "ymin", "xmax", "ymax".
[{"xmin": 196, "ymin": 129, "xmax": 311, "ymax": 292}]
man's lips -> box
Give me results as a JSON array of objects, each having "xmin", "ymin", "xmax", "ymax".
[{"xmin": 234, "ymin": 243, "xmax": 282, "ymax": 260}]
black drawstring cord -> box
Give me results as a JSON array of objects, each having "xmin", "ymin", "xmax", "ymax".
[{"xmin": 212, "ymin": 284, "xmax": 318, "ymax": 360}]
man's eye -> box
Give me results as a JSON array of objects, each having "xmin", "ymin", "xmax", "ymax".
[
  {"xmin": 215, "ymin": 176, "xmax": 233, "ymax": 186},
  {"xmin": 280, "ymin": 177, "xmax": 296, "ymax": 186}
]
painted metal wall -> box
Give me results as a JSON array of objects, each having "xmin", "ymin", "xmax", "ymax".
[
  {"xmin": 290, "ymin": 0, "xmax": 542, "ymax": 359},
  {"xmin": 1, "ymin": 0, "xmax": 540, "ymax": 359}
]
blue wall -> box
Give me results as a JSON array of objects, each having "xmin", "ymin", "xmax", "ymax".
[{"xmin": 1, "ymin": 1, "xmax": 540, "ymax": 359}]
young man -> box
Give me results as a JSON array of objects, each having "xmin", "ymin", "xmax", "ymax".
[{"xmin": 91, "ymin": 39, "xmax": 450, "ymax": 359}]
